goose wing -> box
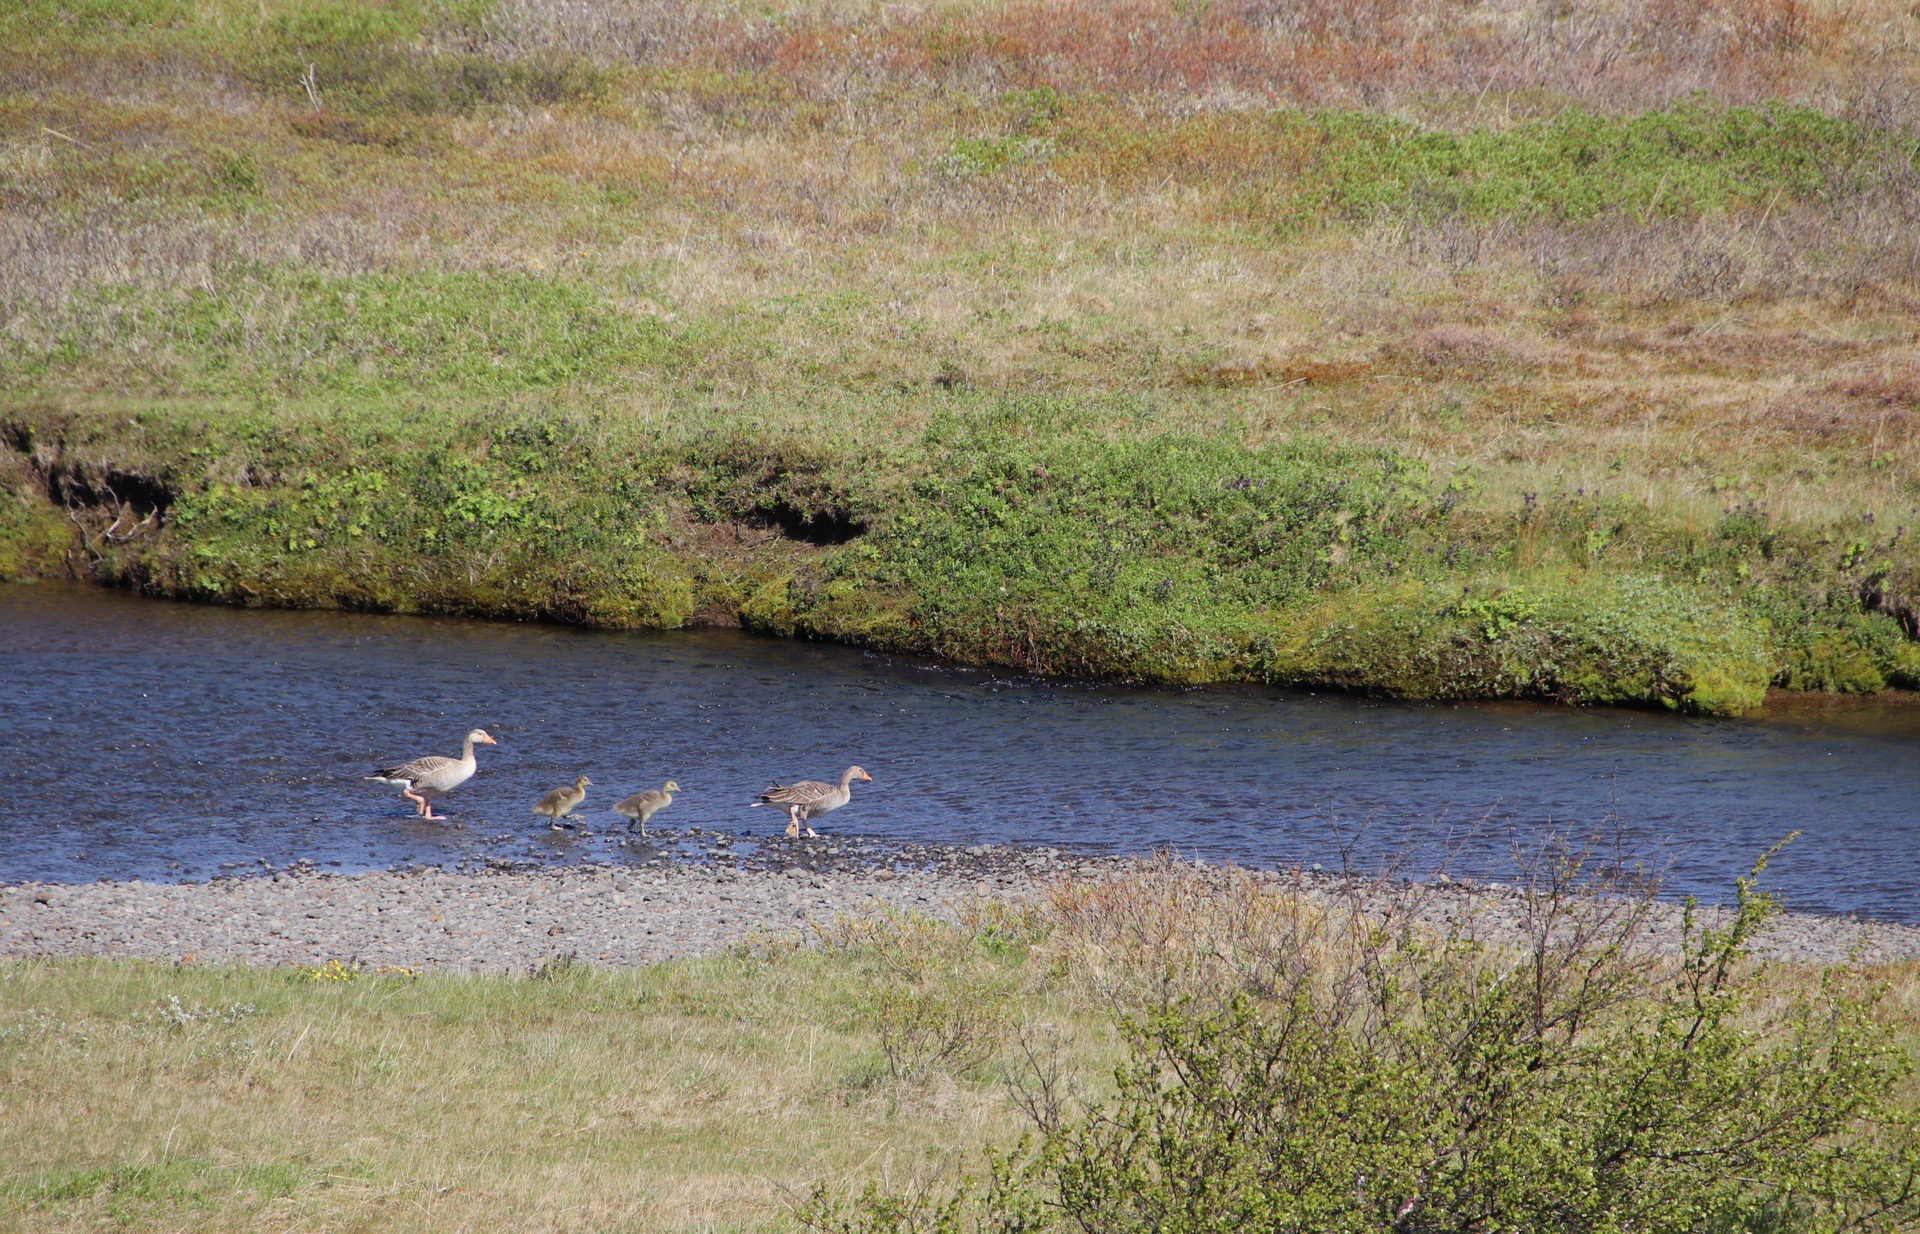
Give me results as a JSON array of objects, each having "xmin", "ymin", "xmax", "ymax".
[
  {"xmin": 373, "ymin": 753, "xmax": 453, "ymax": 784},
  {"xmin": 617, "ymin": 790, "xmax": 666, "ymax": 814},
  {"xmin": 755, "ymin": 779, "xmax": 833, "ymax": 807}
]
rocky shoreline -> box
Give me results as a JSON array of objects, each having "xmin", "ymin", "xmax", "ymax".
[
  {"xmin": 0, "ymin": 836, "xmax": 1085, "ymax": 973},
  {"xmin": 4, "ymin": 837, "xmax": 1918, "ymax": 973}
]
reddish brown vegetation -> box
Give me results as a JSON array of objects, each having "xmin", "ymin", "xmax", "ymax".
[{"xmin": 472, "ymin": 0, "xmax": 1916, "ymax": 124}]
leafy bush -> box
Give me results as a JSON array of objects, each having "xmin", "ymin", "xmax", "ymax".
[{"xmin": 804, "ymin": 850, "xmax": 1920, "ymax": 1233}]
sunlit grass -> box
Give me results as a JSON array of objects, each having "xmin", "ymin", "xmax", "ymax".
[
  {"xmin": 3, "ymin": 866, "xmax": 1917, "ymax": 1232},
  {"xmin": 0, "ymin": 946, "xmax": 1108, "ymax": 1232},
  {"xmin": 0, "ymin": 0, "xmax": 1915, "ymax": 709}
]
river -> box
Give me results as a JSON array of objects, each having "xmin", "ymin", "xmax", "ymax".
[{"xmin": 2, "ymin": 583, "xmax": 1916, "ymax": 920}]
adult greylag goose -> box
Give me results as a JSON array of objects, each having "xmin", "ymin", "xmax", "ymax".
[
  {"xmin": 614, "ymin": 781, "xmax": 679, "ymax": 836},
  {"xmin": 534, "ymin": 775, "xmax": 591, "ymax": 829},
  {"xmin": 752, "ymin": 766, "xmax": 872, "ymax": 837},
  {"xmin": 368, "ymin": 728, "xmax": 497, "ymax": 819}
]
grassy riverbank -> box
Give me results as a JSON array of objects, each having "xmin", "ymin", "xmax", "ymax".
[
  {"xmin": 4, "ymin": 0, "xmax": 1920, "ymax": 711},
  {"xmin": 0, "ymin": 947, "xmax": 1087, "ymax": 1232},
  {"xmin": 5, "ymin": 862, "xmax": 1920, "ymax": 1233}
]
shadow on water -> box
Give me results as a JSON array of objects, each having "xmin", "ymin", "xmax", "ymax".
[{"xmin": 1, "ymin": 582, "xmax": 1917, "ymax": 920}]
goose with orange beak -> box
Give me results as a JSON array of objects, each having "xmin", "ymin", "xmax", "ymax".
[
  {"xmin": 368, "ymin": 728, "xmax": 498, "ymax": 819},
  {"xmin": 752, "ymin": 765, "xmax": 873, "ymax": 837}
]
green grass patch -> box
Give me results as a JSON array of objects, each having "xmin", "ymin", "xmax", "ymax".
[
  {"xmin": 0, "ymin": 912, "xmax": 1092, "ymax": 1233},
  {"xmin": 1282, "ymin": 102, "xmax": 1870, "ymax": 224},
  {"xmin": 8, "ymin": 270, "xmax": 679, "ymax": 395},
  {"xmin": 4, "ymin": 1160, "xmax": 308, "ymax": 1218},
  {"xmin": 1046, "ymin": 99, "xmax": 1878, "ymax": 227}
]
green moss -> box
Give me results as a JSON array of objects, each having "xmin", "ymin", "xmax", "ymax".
[
  {"xmin": 1773, "ymin": 612, "xmax": 1914, "ymax": 694},
  {"xmin": 719, "ymin": 413, "xmax": 1779, "ymax": 710},
  {"xmin": 0, "ymin": 498, "xmax": 71, "ymax": 581},
  {"xmin": 6, "ymin": 394, "xmax": 1911, "ymax": 713},
  {"xmin": 872, "ymin": 408, "xmax": 1424, "ymax": 670},
  {"xmin": 1248, "ymin": 573, "xmax": 1770, "ymax": 715}
]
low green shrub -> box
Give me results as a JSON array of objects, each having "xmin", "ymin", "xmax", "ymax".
[{"xmin": 804, "ymin": 852, "xmax": 1920, "ymax": 1233}]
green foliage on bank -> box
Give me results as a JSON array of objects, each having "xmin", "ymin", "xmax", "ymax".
[
  {"xmin": 8, "ymin": 389, "xmax": 1916, "ymax": 713},
  {"xmin": 807, "ymin": 861, "xmax": 1920, "ymax": 1234}
]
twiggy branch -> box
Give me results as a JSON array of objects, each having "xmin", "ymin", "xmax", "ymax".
[{"xmin": 64, "ymin": 501, "xmax": 104, "ymax": 563}]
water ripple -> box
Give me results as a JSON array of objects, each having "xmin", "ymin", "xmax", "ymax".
[{"xmin": 2, "ymin": 584, "xmax": 1916, "ymax": 919}]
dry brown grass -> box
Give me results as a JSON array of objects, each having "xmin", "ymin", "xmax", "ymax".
[{"xmin": 454, "ymin": 0, "xmax": 1920, "ymax": 122}]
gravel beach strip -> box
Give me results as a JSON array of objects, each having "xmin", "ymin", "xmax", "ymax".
[
  {"xmin": 4, "ymin": 838, "xmax": 1917, "ymax": 972},
  {"xmin": 0, "ymin": 837, "xmax": 1084, "ymax": 973}
]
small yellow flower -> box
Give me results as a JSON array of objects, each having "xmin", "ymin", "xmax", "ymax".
[{"xmin": 298, "ymin": 959, "xmax": 360, "ymax": 982}]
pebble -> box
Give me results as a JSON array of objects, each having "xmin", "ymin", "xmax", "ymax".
[{"xmin": 1, "ymin": 841, "xmax": 1913, "ymax": 972}]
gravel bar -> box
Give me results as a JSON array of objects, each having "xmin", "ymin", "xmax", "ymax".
[
  {"xmin": 0, "ymin": 836, "xmax": 1090, "ymax": 973},
  {"xmin": 4, "ymin": 836, "xmax": 1917, "ymax": 972}
]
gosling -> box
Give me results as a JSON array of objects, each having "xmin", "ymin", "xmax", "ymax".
[
  {"xmin": 534, "ymin": 775, "xmax": 591, "ymax": 829},
  {"xmin": 613, "ymin": 781, "xmax": 679, "ymax": 836}
]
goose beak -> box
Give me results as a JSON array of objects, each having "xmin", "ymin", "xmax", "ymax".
[{"xmin": 479, "ymin": 733, "xmax": 498, "ymax": 744}]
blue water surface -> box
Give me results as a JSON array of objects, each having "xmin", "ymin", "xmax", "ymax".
[{"xmin": 1, "ymin": 583, "xmax": 1916, "ymax": 919}]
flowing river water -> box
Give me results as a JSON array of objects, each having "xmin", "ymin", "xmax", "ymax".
[{"xmin": 2, "ymin": 582, "xmax": 1917, "ymax": 920}]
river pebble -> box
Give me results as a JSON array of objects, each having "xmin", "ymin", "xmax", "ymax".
[{"xmin": 2, "ymin": 841, "xmax": 1915, "ymax": 972}]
